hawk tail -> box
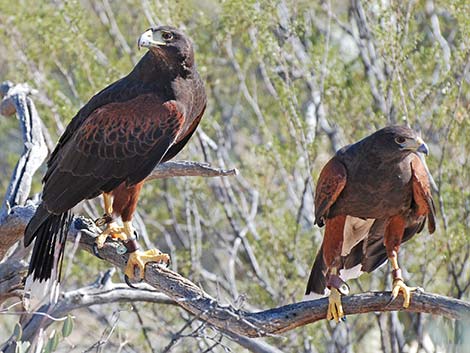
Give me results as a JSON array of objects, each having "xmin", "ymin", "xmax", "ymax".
[
  {"xmin": 304, "ymin": 244, "xmax": 328, "ymax": 300},
  {"xmin": 24, "ymin": 206, "xmax": 73, "ymax": 310}
]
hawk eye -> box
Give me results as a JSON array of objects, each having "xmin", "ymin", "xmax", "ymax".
[
  {"xmin": 395, "ymin": 136, "xmax": 406, "ymax": 145},
  {"xmin": 161, "ymin": 31, "xmax": 173, "ymax": 41}
]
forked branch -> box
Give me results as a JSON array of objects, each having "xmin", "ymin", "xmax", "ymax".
[
  {"xmin": 72, "ymin": 216, "xmax": 470, "ymax": 337},
  {"xmin": 5, "ymin": 213, "xmax": 465, "ymax": 339}
]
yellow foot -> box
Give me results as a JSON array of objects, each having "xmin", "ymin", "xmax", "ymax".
[
  {"xmin": 391, "ymin": 279, "xmax": 417, "ymax": 308},
  {"xmin": 327, "ymin": 287, "xmax": 344, "ymax": 322},
  {"xmin": 124, "ymin": 249, "xmax": 170, "ymax": 280},
  {"xmin": 95, "ymin": 222, "xmax": 127, "ymax": 249}
]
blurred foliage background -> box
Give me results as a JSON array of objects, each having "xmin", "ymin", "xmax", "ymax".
[{"xmin": 0, "ymin": 0, "xmax": 469, "ymax": 352}]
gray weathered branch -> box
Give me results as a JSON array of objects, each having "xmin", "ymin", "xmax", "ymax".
[
  {"xmin": 0, "ymin": 159, "xmax": 236, "ymax": 262},
  {"xmin": 56, "ymin": 216, "xmax": 470, "ymax": 336},
  {"xmin": 1, "ymin": 265, "xmax": 280, "ymax": 353},
  {"xmin": 3, "ymin": 211, "xmax": 468, "ymax": 351},
  {"xmin": 1, "ymin": 270, "xmax": 176, "ymax": 353},
  {"xmin": 146, "ymin": 160, "xmax": 237, "ymax": 181},
  {"xmin": 0, "ymin": 82, "xmax": 48, "ymax": 258}
]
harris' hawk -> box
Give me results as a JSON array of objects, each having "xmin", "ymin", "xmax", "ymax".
[
  {"xmin": 24, "ymin": 26, "xmax": 206, "ymax": 305},
  {"xmin": 305, "ymin": 126, "xmax": 436, "ymax": 322}
]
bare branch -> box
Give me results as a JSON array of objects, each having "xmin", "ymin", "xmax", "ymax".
[
  {"xmin": 223, "ymin": 332, "xmax": 285, "ymax": 353},
  {"xmin": 0, "ymin": 82, "xmax": 48, "ymax": 259},
  {"xmin": 1, "ymin": 272, "xmax": 176, "ymax": 353},
  {"xmin": 146, "ymin": 161, "xmax": 238, "ymax": 181},
  {"xmin": 0, "ymin": 159, "xmax": 236, "ymax": 261},
  {"xmin": 350, "ymin": 0, "xmax": 392, "ymax": 121},
  {"xmin": 52, "ymin": 217, "xmax": 470, "ymax": 336},
  {"xmin": 3, "ymin": 210, "xmax": 469, "ymax": 348},
  {"xmin": 425, "ymin": 0, "xmax": 451, "ymax": 72},
  {"xmin": 0, "ymin": 82, "xmax": 48, "ymax": 217},
  {"xmin": 0, "ymin": 258, "xmax": 27, "ymax": 303}
]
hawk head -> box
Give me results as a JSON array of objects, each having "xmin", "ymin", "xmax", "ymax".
[
  {"xmin": 370, "ymin": 125, "xmax": 429, "ymax": 160},
  {"xmin": 138, "ymin": 26, "xmax": 195, "ymax": 70}
]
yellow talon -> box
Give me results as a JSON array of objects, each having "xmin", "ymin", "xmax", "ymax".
[
  {"xmin": 93, "ymin": 212, "xmax": 171, "ymax": 281},
  {"xmin": 124, "ymin": 249, "xmax": 170, "ymax": 279},
  {"xmin": 388, "ymin": 251, "xmax": 417, "ymax": 308},
  {"xmin": 391, "ymin": 279, "xmax": 417, "ymax": 308},
  {"xmin": 95, "ymin": 193, "xmax": 129, "ymax": 248},
  {"xmin": 95, "ymin": 222, "xmax": 126, "ymax": 248},
  {"xmin": 327, "ymin": 287, "xmax": 344, "ymax": 322}
]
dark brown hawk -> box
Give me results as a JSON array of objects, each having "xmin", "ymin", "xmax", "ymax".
[
  {"xmin": 305, "ymin": 126, "xmax": 435, "ymax": 322},
  {"xmin": 24, "ymin": 26, "xmax": 206, "ymax": 305}
]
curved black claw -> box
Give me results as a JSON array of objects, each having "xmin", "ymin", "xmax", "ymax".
[
  {"xmin": 124, "ymin": 275, "xmax": 140, "ymax": 289},
  {"xmin": 386, "ymin": 294, "xmax": 397, "ymax": 307},
  {"xmin": 94, "ymin": 214, "xmax": 113, "ymax": 227},
  {"xmin": 133, "ymin": 230, "xmax": 140, "ymax": 241},
  {"xmin": 92, "ymin": 243, "xmax": 105, "ymax": 260},
  {"xmin": 94, "ymin": 218, "xmax": 106, "ymax": 227}
]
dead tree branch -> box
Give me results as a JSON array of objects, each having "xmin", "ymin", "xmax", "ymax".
[
  {"xmin": 77, "ymin": 218, "xmax": 470, "ymax": 336},
  {"xmin": 0, "ymin": 270, "xmax": 176, "ymax": 352},
  {"xmin": 0, "ymin": 159, "xmax": 236, "ymax": 262},
  {"xmin": 0, "ymin": 82, "xmax": 48, "ymax": 258},
  {"xmin": 146, "ymin": 160, "xmax": 237, "ymax": 181},
  {"xmin": 3, "ymin": 211, "xmax": 470, "ymax": 340}
]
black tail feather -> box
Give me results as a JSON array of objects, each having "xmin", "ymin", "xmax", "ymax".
[
  {"xmin": 305, "ymin": 244, "xmax": 327, "ymax": 295},
  {"xmin": 26, "ymin": 207, "xmax": 73, "ymax": 281}
]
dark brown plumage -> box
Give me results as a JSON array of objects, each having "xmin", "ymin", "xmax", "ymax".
[
  {"xmin": 24, "ymin": 26, "xmax": 206, "ymax": 304},
  {"xmin": 305, "ymin": 126, "xmax": 435, "ymax": 322}
]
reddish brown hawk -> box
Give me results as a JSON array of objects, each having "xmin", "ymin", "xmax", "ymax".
[
  {"xmin": 305, "ymin": 126, "xmax": 435, "ymax": 322},
  {"xmin": 24, "ymin": 26, "xmax": 206, "ymax": 305}
]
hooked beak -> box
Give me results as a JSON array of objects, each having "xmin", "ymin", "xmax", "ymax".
[
  {"xmin": 399, "ymin": 136, "xmax": 429, "ymax": 155},
  {"xmin": 402, "ymin": 136, "xmax": 428, "ymax": 155},
  {"xmin": 415, "ymin": 136, "xmax": 429, "ymax": 155},
  {"xmin": 138, "ymin": 29, "xmax": 166, "ymax": 50}
]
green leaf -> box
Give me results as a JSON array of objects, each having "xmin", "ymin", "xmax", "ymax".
[
  {"xmin": 42, "ymin": 339, "xmax": 53, "ymax": 353},
  {"xmin": 51, "ymin": 331, "xmax": 59, "ymax": 351},
  {"xmin": 15, "ymin": 341, "xmax": 30, "ymax": 353},
  {"xmin": 43, "ymin": 331, "xmax": 59, "ymax": 353},
  {"xmin": 62, "ymin": 315, "xmax": 73, "ymax": 338},
  {"xmin": 13, "ymin": 323, "xmax": 22, "ymax": 340}
]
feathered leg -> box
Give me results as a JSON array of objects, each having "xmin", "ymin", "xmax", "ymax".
[
  {"xmin": 93, "ymin": 193, "xmax": 129, "ymax": 260},
  {"xmin": 385, "ymin": 215, "xmax": 417, "ymax": 308},
  {"xmin": 96, "ymin": 181, "xmax": 170, "ymax": 281},
  {"xmin": 323, "ymin": 215, "xmax": 349, "ymax": 322}
]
